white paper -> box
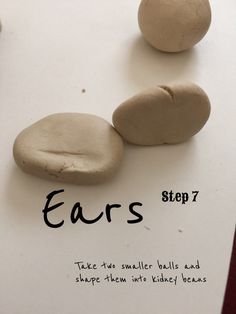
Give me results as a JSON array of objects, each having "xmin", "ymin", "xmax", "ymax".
[{"xmin": 0, "ymin": 1, "xmax": 235, "ymax": 313}]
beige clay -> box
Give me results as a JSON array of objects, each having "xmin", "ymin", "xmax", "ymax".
[
  {"xmin": 112, "ymin": 82, "xmax": 211, "ymax": 145},
  {"xmin": 13, "ymin": 113, "xmax": 124, "ymax": 185},
  {"xmin": 138, "ymin": 0, "xmax": 211, "ymax": 52}
]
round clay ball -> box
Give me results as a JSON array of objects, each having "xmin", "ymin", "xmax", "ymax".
[{"xmin": 138, "ymin": 0, "xmax": 211, "ymax": 52}]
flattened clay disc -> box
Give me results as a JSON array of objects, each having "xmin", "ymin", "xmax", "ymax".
[
  {"xmin": 112, "ymin": 83, "xmax": 211, "ymax": 145},
  {"xmin": 13, "ymin": 113, "xmax": 124, "ymax": 185}
]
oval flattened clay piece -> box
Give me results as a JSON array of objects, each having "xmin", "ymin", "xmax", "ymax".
[
  {"xmin": 112, "ymin": 83, "xmax": 211, "ymax": 145},
  {"xmin": 13, "ymin": 113, "xmax": 124, "ymax": 185},
  {"xmin": 138, "ymin": 0, "xmax": 211, "ymax": 52}
]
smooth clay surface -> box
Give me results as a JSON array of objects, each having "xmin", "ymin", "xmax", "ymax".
[
  {"xmin": 112, "ymin": 83, "xmax": 211, "ymax": 145},
  {"xmin": 138, "ymin": 0, "xmax": 211, "ymax": 52},
  {"xmin": 13, "ymin": 113, "xmax": 124, "ymax": 185}
]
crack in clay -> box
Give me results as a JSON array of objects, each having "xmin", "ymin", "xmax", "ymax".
[
  {"xmin": 48, "ymin": 172, "xmax": 59, "ymax": 178},
  {"xmin": 57, "ymin": 162, "xmax": 67, "ymax": 174},
  {"xmin": 159, "ymin": 85, "xmax": 175, "ymax": 100},
  {"xmin": 39, "ymin": 149, "xmax": 88, "ymax": 157},
  {"xmin": 44, "ymin": 162, "xmax": 76, "ymax": 178},
  {"xmin": 57, "ymin": 162, "xmax": 76, "ymax": 174}
]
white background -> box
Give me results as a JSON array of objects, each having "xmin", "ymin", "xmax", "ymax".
[{"xmin": 0, "ymin": 0, "xmax": 235, "ymax": 313}]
